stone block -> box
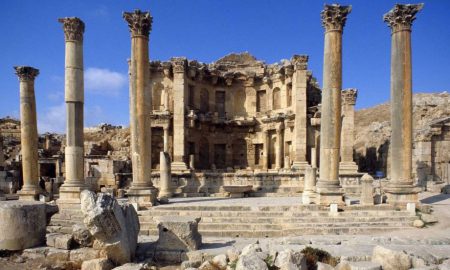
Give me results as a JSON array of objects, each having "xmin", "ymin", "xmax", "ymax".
[
  {"xmin": 236, "ymin": 253, "xmax": 268, "ymax": 270},
  {"xmin": 69, "ymin": 247, "xmax": 101, "ymax": 268},
  {"xmin": 407, "ymin": 203, "xmax": 416, "ymax": 214},
  {"xmin": 421, "ymin": 214, "xmax": 438, "ymax": 224},
  {"xmin": 372, "ymin": 245, "xmax": 411, "ymax": 270},
  {"xmin": 72, "ymin": 223, "xmax": 94, "ymax": 247},
  {"xmin": 330, "ymin": 203, "xmax": 338, "ymax": 213},
  {"xmin": 156, "ymin": 216, "xmax": 202, "ymax": 251},
  {"xmin": 46, "ymin": 233, "xmax": 73, "ymax": 250},
  {"xmin": 81, "ymin": 258, "xmax": 114, "ymax": 270},
  {"xmin": 317, "ymin": 262, "xmax": 334, "ymax": 270},
  {"xmin": 0, "ymin": 201, "xmax": 48, "ymax": 250},
  {"xmin": 46, "ymin": 248, "xmax": 70, "ymax": 263},
  {"xmin": 274, "ymin": 249, "xmax": 307, "ymax": 270}
]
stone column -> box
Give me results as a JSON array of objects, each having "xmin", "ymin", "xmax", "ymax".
[
  {"xmin": 159, "ymin": 152, "xmax": 172, "ymax": 198},
  {"xmin": 127, "ymin": 58, "xmax": 139, "ymax": 194},
  {"xmin": 15, "ymin": 66, "xmax": 40, "ymax": 201},
  {"xmin": 302, "ymin": 165, "xmax": 317, "ymax": 204},
  {"xmin": 360, "ymin": 173, "xmax": 374, "ymax": 206},
  {"xmin": 291, "ymin": 55, "xmax": 309, "ymax": 171},
  {"xmin": 339, "ymin": 88, "xmax": 358, "ymax": 174},
  {"xmin": 163, "ymin": 126, "xmax": 169, "ymax": 153},
  {"xmin": 316, "ymin": 4, "xmax": 351, "ymax": 205},
  {"xmin": 275, "ymin": 127, "xmax": 284, "ymax": 170},
  {"xmin": 171, "ymin": 57, "xmax": 189, "ymax": 171},
  {"xmin": 124, "ymin": 10, "xmax": 157, "ymax": 206},
  {"xmin": 311, "ymin": 115, "xmax": 321, "ymax": 169},
  {"xmin": 383, "ymin": 4, "xmax": 423, "ymax": 205},
  {"xmin": 263, "ymin": 130, "xmax": 269, "ymax": 170},
  {"xmin": 57, "ymin": 17, "xmax": 86, "ymax": 201}
]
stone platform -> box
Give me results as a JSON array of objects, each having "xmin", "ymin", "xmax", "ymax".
[{"xmin": 137, "ymin": 197, "xmax": 416, "ymax": 238}]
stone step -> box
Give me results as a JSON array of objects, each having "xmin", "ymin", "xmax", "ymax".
[
  {"xmin": 138, "ymin": 215, "xmax": 415, "ymax": 223},
  {"xmin": 138, "ymin": 209, "xmax": 413, "ymax": 218},
  {"xmin": 139, "ymin": 226, "xmax": 407, "ymax": 238}
]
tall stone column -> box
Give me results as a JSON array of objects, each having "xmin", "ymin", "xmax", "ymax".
[
  {"xmin": 383, "ymin": 4, "xmax": 423, "ymax": 205},
  {"xmin": 15, "ymin": 66, "xmax": 40, "ymax": 201},
  {"xmin": 124, "ymin": 10, "xmax": 157, "ymax": 206},
  {"xmin": 339, "ymin": 88, "xmax": 358, "ymax": 174},
  {"xmin": 275, "ymin": 127, "xmax": 284, "ymax": 170},
  {"xmin": 263, "ymin": 130, "xmax": 269, "ymax": 170},
  {"xmin": 291, "ymin": 55, "xmax": 309, "ymax": 171},
  {"xmin": 163, "ymin": 126, "xmax": 169, "ymax": 153},
  {"xmin": 159, "ymin": 151, "xmax": 172, "ymax": 198},
  {"xmin": 58, "ymin": 17, "xmax": 86, "ymax": 201},
  {"xmin": 316, "ymin": 4, "xmax": 351, "ymax": 205},
  {"xmin": 127, "ymin": 58, "xmax": 139, "ymax": 193},
  {"xmin": 171, "ymin": 57, "xmax": 189, "ymax": 171}
]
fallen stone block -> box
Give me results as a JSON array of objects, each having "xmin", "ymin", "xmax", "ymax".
[
  {"xmin": 46, "ymin": 248, "xmax": 70, "ymax": 263},
  {"xmin": 199, "ymin": 260, "xmax": 220, "ymax": 270},
  {"xmin": 72, "ymin": 223, "xmax": 94, "ymax": 247},
  {"xmin": 69, "ymin": 247, "xmax": 101, "ymax": 268},
  {"xmin": 81, "ymin": 190, "xmax": 140, "ymax": 265},
  {"xmin": 112, "ymin": 263, "xmax": 145, "ymax": 270},
  {"xmin": 274, "ymin": 249, "xmax": 307, "ymax": 270},
  {"xmin": 316, "ymin": 262, "xmax": 334, "ymax": 270},
  {"xmin": 46, "ymin": 233, "xmax": 73, "ymax": 250},
  {"xmin": 156, "ymin": 216, "xmax": 202, "ymax": 251},
  {"xmin": 372, "ymin": 245, "xmax": 412, "ymax": 270},
  {"xmin": 212, "ymin": 254, "xmax": 228, "ymax": 269},
  {"xmin": 22, "ymin": 246, "xmax": 50, "ymax": 260},
  {"xmin": 226, "ymin": 247, "xmax": 241, "ymax": 262},
  {"xmin": 421, "ymin": 214, "xmax": 438, "ymax": 224},
  {"xmin": 236, "ymin": 253, "xmax": 268, "ymax": 270},
  {"xmin": 81, "ymin": 258, "xmax": 114, "ymax": 270},
  {"xmin": 413, "ymin": 219, "xmax": 425, "ymax": 228},
  {"xmin": 348, "ymin": 261, "xmax": 381, "ymax": 270},
  {"xmin": 0, "ymin": 201, "xmax": 54, "ymax": 250}
]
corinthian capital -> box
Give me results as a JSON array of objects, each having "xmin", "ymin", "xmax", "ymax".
[
  {"xmin": 123, "ymin": 10, "xmax": 152, "ymax": 38},
  {"xmin": 321, "ymin": 4, "xmax": 352, "ymax": 32},
  {"xmin": 291, "ymin": 55, "xmax": 309, "ymax": 71},
  {"xmin": 14, "ymin": 66, "xmax": 39, "ymax": 82},
  {"xmin": 170, "ymin": 57, "xmax": 187, "ymax": 74},
  {"xmin": 58, "ymin": 17, "xmax": 85, "ymax": 42},
  {"xmin": 341, "ymin": 88, "xmax": 358, "ymax": 105},
  {"xmin": 383, "ymin": 4, "xmax": 423, "ymax": 33}
]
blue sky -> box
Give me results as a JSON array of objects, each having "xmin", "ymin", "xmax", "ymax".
[{"xmin": 0, "ymin": 0, "xmax": 449, "ymax": 133}]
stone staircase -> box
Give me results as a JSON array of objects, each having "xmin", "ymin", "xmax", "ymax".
[
  {"xmin": 137, "ymin": 204, "xmax": 416, "ymax": 238},
  {"xmin": 48, "ymin": 199, "xmax": 417, "ymax": 238}
]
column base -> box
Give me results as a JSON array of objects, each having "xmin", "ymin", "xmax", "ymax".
[
  {"xmin": 292, "ymin": 161, "xmax": 309, "ymax": 172},
  {"xmin": 302, "ymin": 191, "xmax": 317, "ymax": 205},
  {"xmin": 127, "ymin": 186, "xmax": 158, "ymax": 209},
  {"xmin": 158, "ymin": 190, "xmax": 173, "ymax": 199},
  {"xmin": 339, "ymin": 162, "xmax": 359, "ymax": 174},
  {"xmin": 58, "ymin": 185, "xmax": 86, "ymax": 202},
  {"xmin": 17, "ymin": 189, "xmax": 40, "ymax": 201},
  {"xmin": 385, "ymin": 183, "xmax": 421, "ymax": 207},
  {"xmin": 171, "ymin": 161, "xmax": 189, "ymax": 172},
  {"xmin": 315, "ymin": 180, "xmax": 344, "ymax": 206}
]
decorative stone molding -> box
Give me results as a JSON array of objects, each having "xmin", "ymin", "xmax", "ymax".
[
  {"xmin": 14, "ymin": 66, "xmax": 39, "ymax": 82},
  {"xmin": 123, "ymin": 10, "xmax": 152, "ymax": 38},
  {"xmin": 58, "ymin": 17, "xmax": 85, "ymax": 42},
  {"xmin": 171, "ymin": 57, "xmax": 187, "ymax": 74},
  {"xmin": 291, "ymin": 55, "xmax": 309, "ymax": 71},
  {"xmin": 342, "ymin": 88, "xmax": 358, "ymax": 105},
  {"xmin": 321, "ymin": 4, "xmax": 352, "ymax": 32},
  {"xmin": 383, "ymin": 4, "xmax": 423, "ymax": 33}
]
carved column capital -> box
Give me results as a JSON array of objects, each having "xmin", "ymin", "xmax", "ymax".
[
  {"xmin": 14, "ymin": 66, "xmax": 39, "ymax": 82},
  {"xmin": 123, "ymin": 9, "xmax": 152, "ymax": 38},
  {"xmin": 321, "ymin": 4, "xmax": 352, "ymax": 32},
  {"xmin": 383, "ymin": 4, "xmax": 423, "ymax": 33},
  {"xmin": 58, "ymin": 17, "xmax": 85, "ymax": 42},
  {"xmin": 171, "ymin": 57, "xmax": 187, "ymax": 74},
  {"xmin": 341, "ymin": 88, "xmax": 358, "ymax": 106},
  {"xmin": 291, "ymin": 55, "xmax": 309, "ymax": 71}
]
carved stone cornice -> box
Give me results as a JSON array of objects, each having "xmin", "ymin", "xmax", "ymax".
[
  {"xmin": 171, "ymin": 57, "xmax": 187, "ymax": 74},
  {"xmin": 58, "ymin": 17, "xmax": 85, "ymax": 42},
  {"xmin": 321, "ymin": 4, "xmax": 352, "ymax": 32},
  {"xmin": 14, "ymin": 66, "xmax": 39, "ymax": 82},
  {"xmin": 342, "ymin": 88, "xmax": 358, "ymax": 105},
  {"xmin": 383, "ymin": 4, "xmax": 423, "ymax": 33},
  {"xmin": 123, "ymin": 10, "xmax": 152, "ymax": 38},
  {"xmin": 291, "ymin": 55, "xmax": 309, "ymax": 71}
]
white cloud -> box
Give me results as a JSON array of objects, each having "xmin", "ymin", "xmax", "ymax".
[
  {"xmin": 85, "ymin": 67, "xmax": 126, "ymax": 96},
  {"xmin": 38, "ymin": 103, "xmax": 66, "ymax": 133}
]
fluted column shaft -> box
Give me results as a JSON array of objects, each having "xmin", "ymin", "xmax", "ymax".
[
  {"xmin": 339, "ymin": 89, "xmax": 358, "ymax": 173},
  {"xmin": 163, "ymin": 126, "xmax": 169, "ymax": 153},
  {"xmin": 263, "ymin": 130, "xmax": 269, "ymax": 170},
  {"xmin": 276, "ymin": 128, "xmax": 284, "ymax": 170},
  {"xmin": 383, "ymin": 3, "xmax": 423, "ymax": 205},
  {"xmin": 15, "ymin": 66, "xmax": 40, "ymax": 200}
]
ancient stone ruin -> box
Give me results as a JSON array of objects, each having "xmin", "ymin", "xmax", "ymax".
[{"xmin": 1, "ymin": 3, "xmax": 450, "ymax": 270}]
